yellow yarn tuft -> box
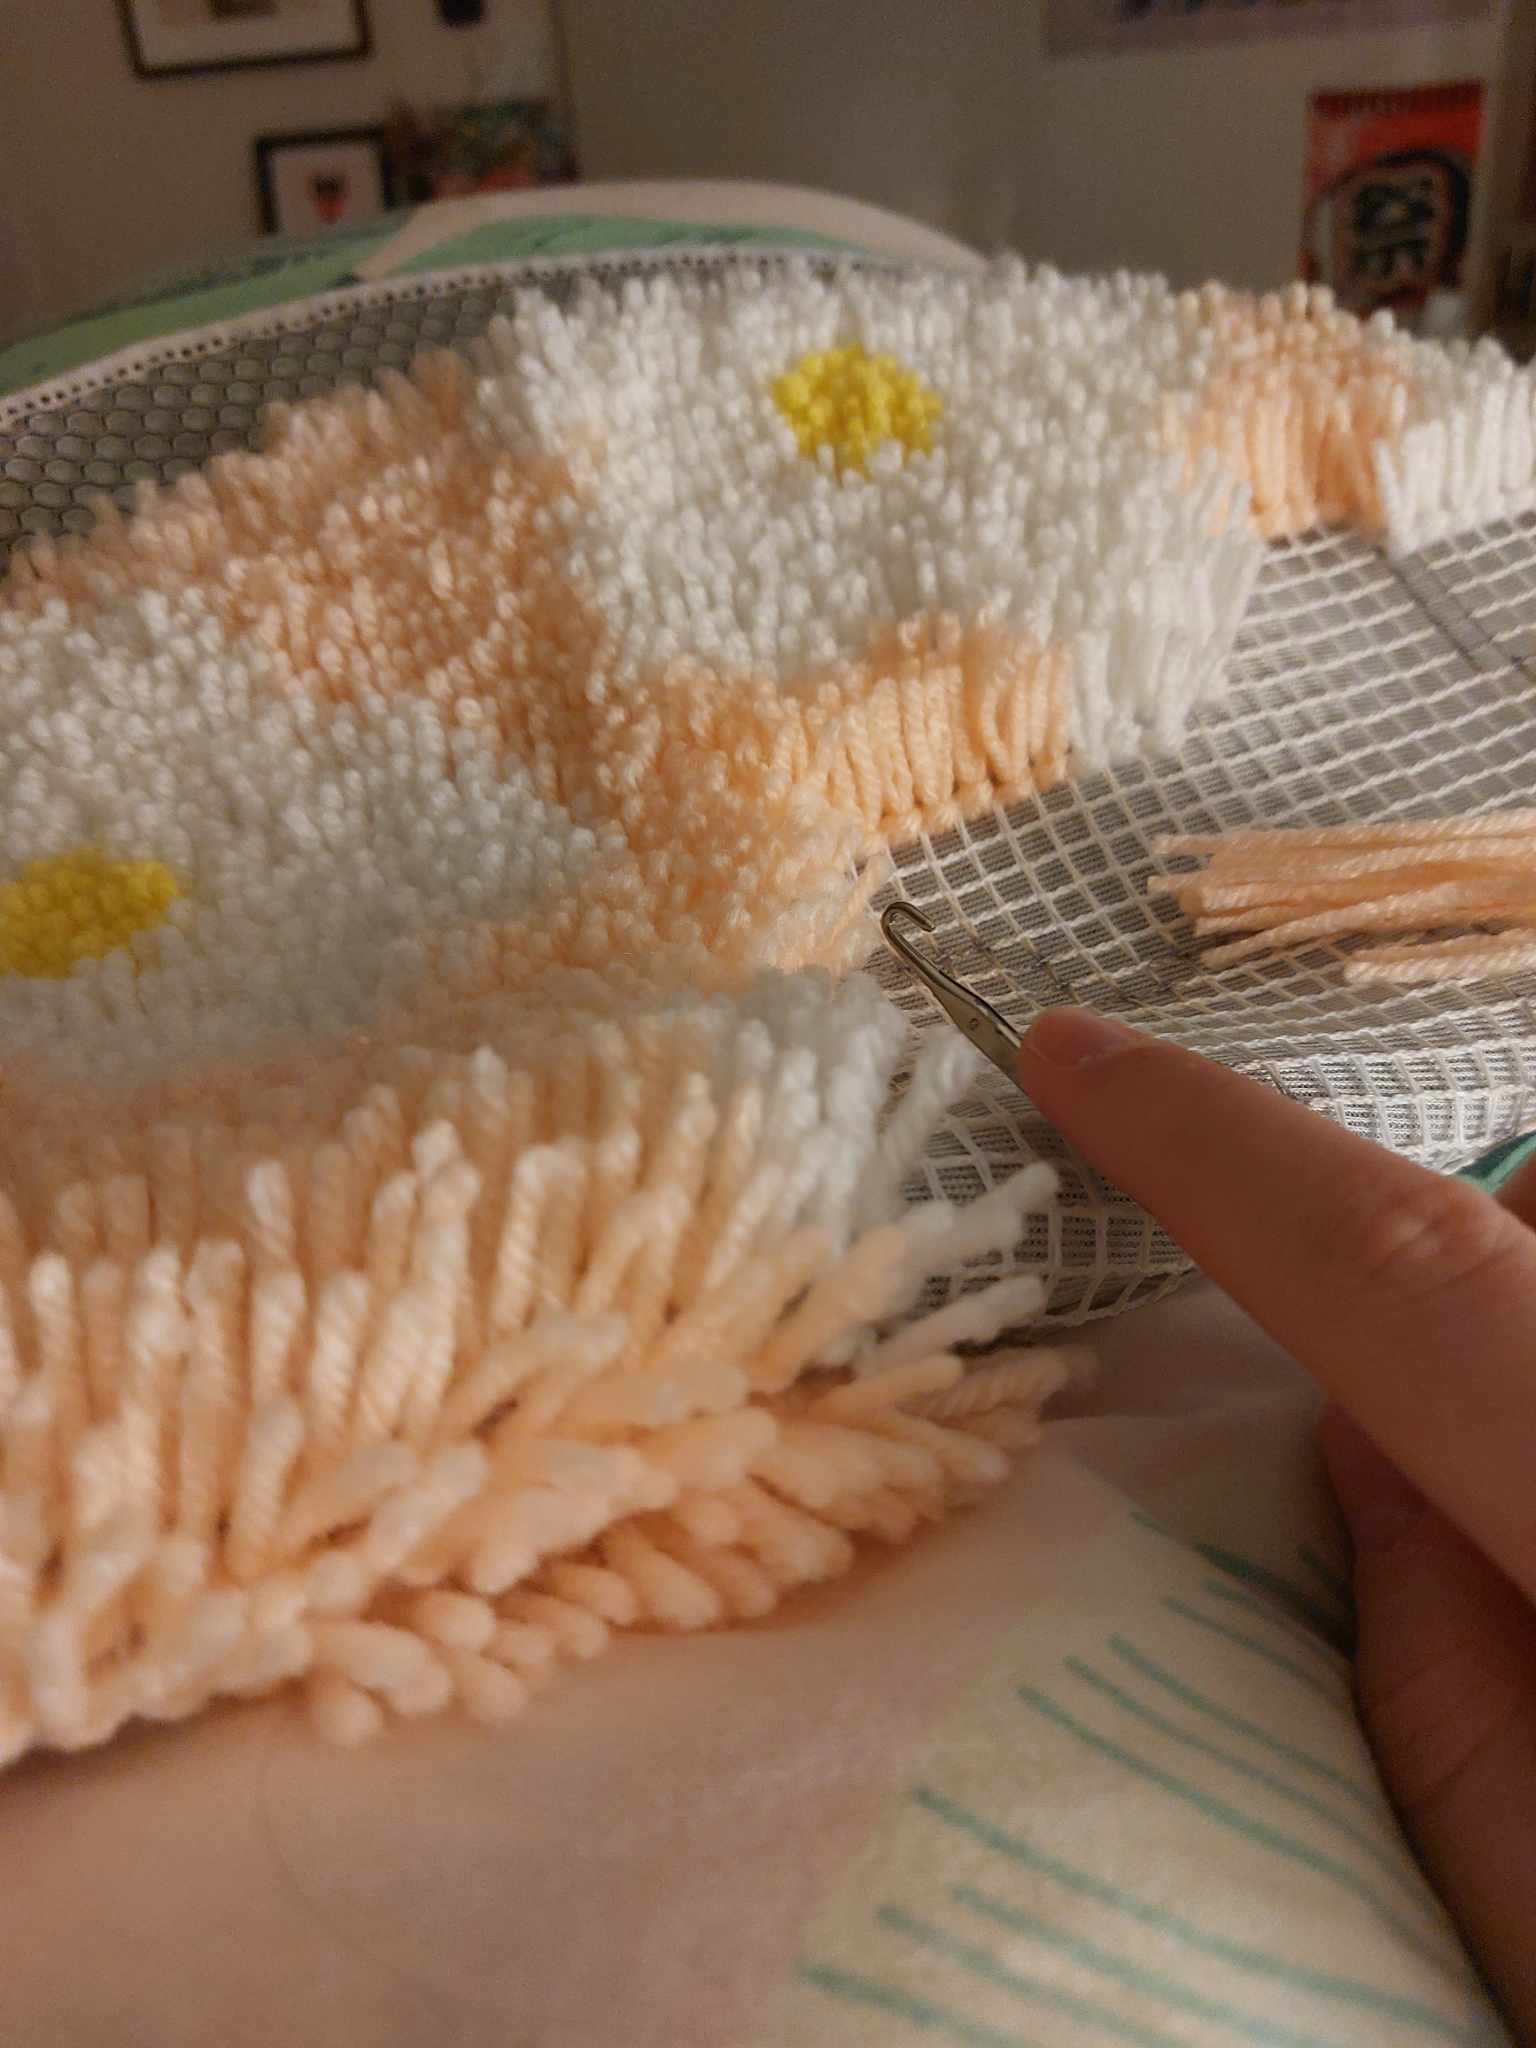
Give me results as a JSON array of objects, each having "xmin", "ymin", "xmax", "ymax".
[
  {"xmin": 771, "ymin": 342, "xmax": 941, "ymax": 472},
  {"xmin": 0, "ymin": 847, "xmax": 180, "ymax": 979}
]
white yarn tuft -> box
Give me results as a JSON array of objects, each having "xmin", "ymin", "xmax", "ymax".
[{"xmin": 481, "ymin": 261, "xmax": 1265, "ymax": 774}]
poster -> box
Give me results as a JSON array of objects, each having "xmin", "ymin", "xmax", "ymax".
[
  {"xmin": 1300, "ymin": 81, "xmax": 1483, "ymax": 329},
  {"xmin": 1047, "ymin": 0, "xmax": 1489, "ymax": 60}
]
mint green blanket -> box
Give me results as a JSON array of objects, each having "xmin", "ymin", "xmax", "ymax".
[{"xmin": 0, "ymin": 210, "xmax": 843, "ymax": 400}]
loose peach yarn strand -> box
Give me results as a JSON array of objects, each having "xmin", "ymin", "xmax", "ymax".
[{"xmin": 1152, "ymin": 810, "xmax": 1536, "ymax": 983}]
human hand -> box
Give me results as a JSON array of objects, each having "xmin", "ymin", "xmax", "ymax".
[{"xmin": 1018, "ymin": 1010, "xmax": 1536, "ymax": 2042}]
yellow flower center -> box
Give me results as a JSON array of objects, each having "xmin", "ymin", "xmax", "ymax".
[
  {"xmin": 0, "ymin": 847, "xmax": 181, "ymax": 979},
  {"xmin": 771, "ymin": 342, "xmax": 941, "ymax": 473}
]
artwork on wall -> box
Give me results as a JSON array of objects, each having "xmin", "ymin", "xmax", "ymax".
[
  {"xmin": 387, "ymin": 98, "xmax": 578, "ymax": 202},
  {"xmin": 255, "ymin": 127, "xmax": 396, "ymax": 236},
  {"xmin": 1301, "ymin": 81, "xmax": 1484, "ymax": 333},
  {"xmin": 119, "ymin": 0, "xmax": 370, "ymax": 79}
]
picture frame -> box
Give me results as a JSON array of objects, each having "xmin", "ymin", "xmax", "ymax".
[
  {"xmin": 390, "ymin": 98, "xmax": 578, "ymax": 204},
  {"xmin": 255, "ymin": 127, "xmax": 396, "ymax": 237},
  {"xmin": 119, "ymin": 0, "xmax": 370, "ymax": 82}
]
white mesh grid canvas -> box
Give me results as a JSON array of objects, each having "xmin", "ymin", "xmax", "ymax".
[
  {"xmin": 4, "ymin": 251, "xmax": 1536, "ymax": 1327},
  {"xmin": 877, "ymin": 524, "xmax": 1536, "ymax": 1321}
]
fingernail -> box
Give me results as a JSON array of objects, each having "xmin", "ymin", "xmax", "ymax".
[
  {"xmin": 1318, "ymin": 1406, "xmax": 1428, "ymax": 1547},
  {"xmin": 1022, "ymin": 1008, "xmax": 1139, "ymax": 1070}
]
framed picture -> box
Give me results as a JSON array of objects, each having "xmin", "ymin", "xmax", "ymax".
[
  {"xmin": 1301, "ymin": 82, "xmax": 1483, "ymax": 332},
  {"xmin": 255, "ymin": 128, "xmax": 396, "ymax": 237},
  {"xmin": 395, "ymin": 99, "xmax": 578, "ymax": 202},
  {"xmin": 119, "ymin": 0, "xmax": 370, "ymax": 81}
]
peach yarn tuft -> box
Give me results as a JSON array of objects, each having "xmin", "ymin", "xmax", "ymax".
[
  {"xmin": 0, "ymin": 972, "xmax": 1082, "ymax": 1760},
  {"xmin": 0, "ymin": 258, "xmax": 1527, "ymax": 1760}
]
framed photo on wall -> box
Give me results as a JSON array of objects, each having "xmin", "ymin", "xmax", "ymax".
[
  {"xmin": 119, "ymin": 0, "xmax": 370, "ymax": 80},
  {"xmin": 255, "ymin": 127, "xmax": 396, "ymax": 236}
]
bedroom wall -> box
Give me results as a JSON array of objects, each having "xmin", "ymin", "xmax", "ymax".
[
  {"xmin": 0, "ymin": 0, "xmax": 555, "ymax": 343},
  {"xmin": 563, "ymin": 0, "xmax": 1508, "ymax": 308}
]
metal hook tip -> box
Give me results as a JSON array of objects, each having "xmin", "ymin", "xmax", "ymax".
[
  {"xmin": 880, "ymin": 900, "xmax": 935, "ymax": 940},
  {"xmin": 878, "ymin": 899, "xmax": 1024, "ymax": 1077}
]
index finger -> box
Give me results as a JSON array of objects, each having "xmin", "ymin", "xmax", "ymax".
[{"xmin": 1017, "ymin": 1009, "xmax": 1536, "ymax": 1602}]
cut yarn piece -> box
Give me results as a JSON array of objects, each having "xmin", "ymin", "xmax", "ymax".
[{"xmin": 1153, "ymin": 811, "xmax": 1536, "ymax": 983}]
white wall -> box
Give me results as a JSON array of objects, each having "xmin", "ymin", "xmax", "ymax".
[
  {"xmin": 2, "ymin": 2, "xmax": 1518, "ymax": 343},
  {"xmin": 565, "ymin": 0, "xmax": 1506, "ymax": 300},
  {"xmin": 0, "ymin": 0, "xmax": 554, "ymax": 340}
]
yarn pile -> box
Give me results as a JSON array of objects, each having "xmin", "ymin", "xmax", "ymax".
[{"xmin": 0, "ymin": 258, "xmax": 1528, "ymax": 1761}]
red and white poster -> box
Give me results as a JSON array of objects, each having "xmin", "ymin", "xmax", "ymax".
[{"xmin": 1300, "ymin": 81, "xmax": 1484, "ymax": 329}]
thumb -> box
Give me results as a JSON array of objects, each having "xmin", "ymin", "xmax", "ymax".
[
  {"xmin": 1319, "ymin": 1408, "xmax": 1536, "ymax": 2037},
  {"xmin": 1317, "ymin": 1402, "xmax": 1431, "ymax": 1555}
]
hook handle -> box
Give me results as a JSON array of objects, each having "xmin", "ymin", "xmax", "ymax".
[{"xmin": 880, "ymin": 902, "xmax": 1024, "ymax": 1077}]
